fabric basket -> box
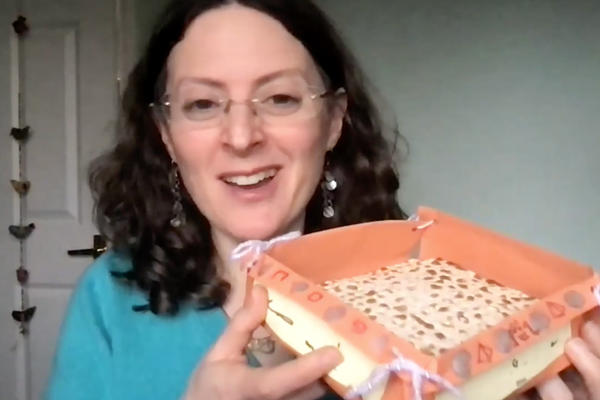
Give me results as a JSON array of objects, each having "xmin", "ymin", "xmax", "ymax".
[{"xmin": 242, "ymin": 207, "xmax": 600, "ymax": 400}]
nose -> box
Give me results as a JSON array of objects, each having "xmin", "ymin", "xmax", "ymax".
[{"xmin": 220, "ymin": 102, "xmax": 264, "ymax": 153}]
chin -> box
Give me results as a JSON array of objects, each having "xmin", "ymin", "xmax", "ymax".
[
  {"xmin": 214, "ymin": 202, "xmax": 305, "ymax": 243},
  {"xmin": 229, "ymin": 221, "xmax": 287, "ymax": 242},
  {"xmin": 229, "ymin": 212, "xmax": 304, "ymax": 242}
]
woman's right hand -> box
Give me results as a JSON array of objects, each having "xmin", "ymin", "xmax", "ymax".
[{"xmin": 183, "ymin": 285, "xmax": 343, "ymax": 400}]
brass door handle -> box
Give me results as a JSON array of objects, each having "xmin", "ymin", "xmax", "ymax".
[{"xmin": 67, "ymin": 235, "xmax": 107, "ymax": 259}]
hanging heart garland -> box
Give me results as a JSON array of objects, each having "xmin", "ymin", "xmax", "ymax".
[{"xmin": 10, "ymin": 14, "xmax": 36, "ymax": 335}]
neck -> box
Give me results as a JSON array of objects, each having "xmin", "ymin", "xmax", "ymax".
[{"xmin": 213, "ymin": 214, "xmax": 305, "ymax": 316}]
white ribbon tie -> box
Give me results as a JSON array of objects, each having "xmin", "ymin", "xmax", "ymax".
[
  {"xmin": 231, "ymin": 231, "xmax": 302, "ymax": 271},
  {"xmin": 345, "ymin": 348, "xmax": 462, "ymax": 400}
]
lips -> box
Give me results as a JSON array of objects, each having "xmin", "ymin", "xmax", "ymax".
[{"xmin": 219, "ymin": 166, "xmax": 280, "ymax": 187}]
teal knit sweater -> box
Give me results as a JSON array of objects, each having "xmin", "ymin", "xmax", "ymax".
[{"xmin": 44, "ymin": 252, "xmax": 340, "ymax": 400}]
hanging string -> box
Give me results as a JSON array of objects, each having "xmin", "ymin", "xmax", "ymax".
[
  {"xmin": 345, "ymin": 348, "xmax": 462, "ymax": 400},
  {"xmin": 414, "ymin": 220, "xmax": 435, "ymax": 230},
  {"xmin": 231, "ymin": 231, "xmax": 301, "ymax": 271}
]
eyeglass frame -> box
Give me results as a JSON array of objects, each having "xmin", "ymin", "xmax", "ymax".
[{"xmin": 148, "ymin": 87, "xmax": 346, "ymax": 126}]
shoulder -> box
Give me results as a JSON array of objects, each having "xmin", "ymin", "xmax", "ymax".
[
  {"xmin": 71, "ymin": 251, "xmax": 228, "ymax": 346},
  {"xmin": 67, "ymin": 251, "xmax": 144, "ymax": 322},
  {"xmin": 73, "ymin": 251, "xmax": 228, "ymax": 329},
  {"xmin": 76, "ymin": 250, "xmax": 144, "ymax": 298},
  {"xmin": 79, "ymin": 250, "xmax": 132, "ymax": 288}
]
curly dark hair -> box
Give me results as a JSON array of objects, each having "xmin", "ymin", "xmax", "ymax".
[{"xmin": 89, "ymin": 0, "xmax": 408, "ymax": 315}]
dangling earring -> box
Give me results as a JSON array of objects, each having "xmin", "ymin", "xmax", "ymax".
[
  {"xmin": 321, "ymin": 167, "xmax": 337, "ymax": 219},
  {"xmin": 169, "ymin": 162, "xmax": 186, "ymax": 228}
]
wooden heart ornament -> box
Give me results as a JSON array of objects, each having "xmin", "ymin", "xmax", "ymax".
[
  {"xmin": 11, "ymin": 306, "xmax": 36, "ymax": 323},
  {"xmin": 16, "ymin": 266, "xmax": 29, "ymax": 285},
  {"xmin": 11, "ymin": 16, "xmax": 29, "ymax": 36},
  {"xmin": 8, "ymin": 223, "xmax": 35, "ymax": 240},
  {"xmin": 10, "ymin": 180, "xmax": 31, "ymax": 195},
  {"xmin": 10, "ymin": 126, "xmax": 30, "ymax": 142}
]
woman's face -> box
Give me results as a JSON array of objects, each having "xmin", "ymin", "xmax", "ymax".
[{"xmin": 160, "ymin": 4, "xmax": 345, "ymax": 243}]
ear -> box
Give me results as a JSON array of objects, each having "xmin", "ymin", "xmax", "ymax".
[{"xmin": 326, "ymin": 90, "xmax": 348, "ymax": 151}]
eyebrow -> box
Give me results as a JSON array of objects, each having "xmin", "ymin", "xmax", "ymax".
[{"xmin": 173, "ymin": 68, "xmax": 311, "ymax": 92}]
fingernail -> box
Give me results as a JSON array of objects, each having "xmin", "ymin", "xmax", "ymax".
[{"xmin": 566, "ymin": 337, "xmax": 587, "ymax": 355}]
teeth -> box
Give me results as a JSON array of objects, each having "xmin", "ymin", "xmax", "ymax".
[{"xmin": 224, "ymin": 169, "xmax": 277, "ymax": 186}]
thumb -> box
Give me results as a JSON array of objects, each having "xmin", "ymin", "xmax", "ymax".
[{"xmin": 206, "ymin": 285, "xmax": 269, "ymax": 362}]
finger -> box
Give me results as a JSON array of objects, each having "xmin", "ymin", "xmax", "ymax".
[
  {"xmin": 206, "ymin": 285, "xmax": 269, "ymax": 362},
  {"xmin": 536, "ymin": 376, "xmax": 573, "ymax": 400},
  {"xmin": 565, "ymin": 337, "xmax": 600, "ymax": 398},
  {"xmin": 244, "ymin": 346, "xmax": 343, "ymax": 400},
  {"xmin": 559, "ymin": 367, "xmax": 588, "ymax": 400},
  {"xmin": 580, "ymin": 318, "xmax": 600, "ymax": 359},
  {"xmin": 588, "ymin": 306, "xmax": 600, "ymax": 324}
]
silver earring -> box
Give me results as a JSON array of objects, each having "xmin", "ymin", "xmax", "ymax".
[
  {"xmin": 321, "ymin": 169, "xmax": 337, "ymax": 218},
  {"xmin": 169, "ymin": 163, "xmax": 185, "ymax": 228}
]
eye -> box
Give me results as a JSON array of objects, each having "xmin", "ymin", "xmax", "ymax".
[
  {"xmin": 183, "ymin": 98, "xmax": 220, "ymax": 112},
  {"xmin": 264, "ymin": 94, "xmax": 301, "ymax": 107}
]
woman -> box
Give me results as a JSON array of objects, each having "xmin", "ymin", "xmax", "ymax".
[{"xmin": 45, "ymin": 1, "xmax": 600, "ymax": 399}]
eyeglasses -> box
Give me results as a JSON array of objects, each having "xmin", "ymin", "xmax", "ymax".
[{"xmin": 150, "ymin": 84, "xmax": 345, "ymax": 130}]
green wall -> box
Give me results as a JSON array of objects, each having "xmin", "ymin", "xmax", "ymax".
[{"xmin": 317, "ymin": 0, "xmax": 599, "ymax": 268}]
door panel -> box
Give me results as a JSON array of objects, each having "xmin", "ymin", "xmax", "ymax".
[
  {"xmin": 26, "ymin": 287, "xmax": 72, "ymax": 400},
  {"xmin": 1, "ymin": 1, "xmax": 117, "ymax": 398},
  {"xmin": 25, "ymin": 24, "xmax": 79, "ymax": 220}
]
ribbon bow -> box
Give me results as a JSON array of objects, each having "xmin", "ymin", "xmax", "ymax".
[
  {"xmin": 594, "ymin": 284, "xmax": 600, "ymax": 305},
  {"xmin": 231, "ymin": 231, "xmax": 302, "ymax": 271},
  {"xmin": 345, "ymin": 348, "xmax": 462, "ymax": 400}
]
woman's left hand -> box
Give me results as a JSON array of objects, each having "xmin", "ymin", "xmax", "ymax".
[{"xmin": 512, "ymin": 308, "xmax": 600, "ymax": 400}]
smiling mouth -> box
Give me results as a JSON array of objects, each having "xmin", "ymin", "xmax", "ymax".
[{"xmin": 222, "ymin": 168, "xmax": 278, "ymax": 188}]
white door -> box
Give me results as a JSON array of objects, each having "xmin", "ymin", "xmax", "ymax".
[{"xmin": 0, "ymin": 1, "xmax": 124, "ymax": 399}]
